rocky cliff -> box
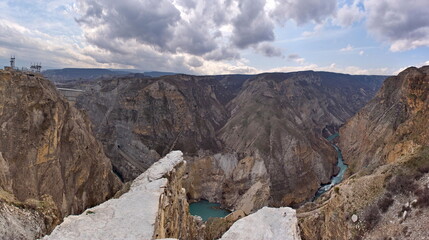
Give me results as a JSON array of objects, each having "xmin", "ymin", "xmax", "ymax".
[
  {"xmin": 340, "ymin": 66, "xmax": 429, "ymax": 172},
  {"xmin": 63, "ymin": 71, "xmax": 384, "ymax": 211},
  {"xmin": 298, "ymin": 66, "xmax": 429, "ymax": 239},
  {"xmin": 43, "ymin": 151, "xmax": 202, "ymax": 239},
  {"xmin": 44, "ymin": 150, "xmax": 302, "ymax": 240},
  {"xmin": 0, "ymin": 70, "xmax": 122, "ymax": 237}
]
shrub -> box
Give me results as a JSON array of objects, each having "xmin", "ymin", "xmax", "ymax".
[
  {"xmin": 334, "ymin": 187, "xmax": 340, "ymax": 194},
  {"xmin": 377, "ymin": 194, "xmax": 394, "ymax": 213},
  {"xmin": 386, "ymin": 174, "xmax": 417, "ymax": 195},
  {"xmin": 418, "ymin": 166, "xmax": 429, "ymax": 174},
  {"xmin": 363, "ymin": 205, "xmax": 381, "ymax": 231},
  {"xmin": 415, "ymin": 188, "xmax": 429, "ymax": 208}
]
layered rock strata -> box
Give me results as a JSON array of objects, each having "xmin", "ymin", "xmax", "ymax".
[
  {"xmin": 0, "ymin": 70, "xmax": 122, "ymax": 237},
  {"xmin": 299, "ymin": 66, "xmax": 429, "ymax": 239}
]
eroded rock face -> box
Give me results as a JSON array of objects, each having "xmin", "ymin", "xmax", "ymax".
[
  {"xmin": 0, "ymin": 70, "xmax": 122, "ymax": 220},
  {"xmin": 74, "ymin": 75, "xmax": 239, "ymax": 181},
  {"xmin": 340, "ymin": 66, "xmax": 429, "ymax": 174},
  {"xmin": 0, "ymin": 201, "xmax": 47, "ymax": 239},
  {"xmin": 183, "ymin": 153, "xmax": 270, "ymax": 214},
  {"xmin": 66, "ymin": 71, "xmax": 384, "ymax": 209},
  {"xmin": 298, "ymin": 66, "xmax": 429, "ymax": 240}
]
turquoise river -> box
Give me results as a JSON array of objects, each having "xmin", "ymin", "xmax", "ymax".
[{"xmin": 189, "ymin": 200, "xmax": 231, "ymax": 221}]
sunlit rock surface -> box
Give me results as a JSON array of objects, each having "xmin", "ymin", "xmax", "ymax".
[
  {"xmin": 44, "ymin": 151, "xmax": 187, "ymax": 240},
  {"xmin": 220, "ymin": 207, "xmax": 301, "ymax": 240}
]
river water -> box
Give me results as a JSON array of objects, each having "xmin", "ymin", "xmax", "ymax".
[
  {"xmin": 189, "ymin": 200, "xmax": 231, "ymax": 221},
  {"xmin": 313, "ymin": 134, "xmax": 348, "ymax": 200}
]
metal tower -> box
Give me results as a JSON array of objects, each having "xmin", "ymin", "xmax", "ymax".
[{"xmin": 10, "ymin": 56, "xmax": 15, "ymax": 69}]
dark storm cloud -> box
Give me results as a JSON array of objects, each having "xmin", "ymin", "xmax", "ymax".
[
  {"xmin": 232, "ymin": 0, "xmax": 275, "ymax": 48},
  {"xmin": 271, "ymin": 0, "xmax": 337, "ymax": 25}
]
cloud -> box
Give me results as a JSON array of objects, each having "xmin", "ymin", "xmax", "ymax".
[
  {"xmin": 203, "ymin": 47, "xmax": 240, "ymax": 61},
  {"xmin": 359, "ymin": 50, "xmax": 364, "ymax": 55},
  {"xmin": 287, "ymin": 54, "xmax": 305, "ymax": 64},
  {"xmin": 365, "ymin": 0, "xmax": 429, "ymax": 51},
  {"xmin": 340, "ymin": 44, "xmax": 354, "ymax": 52},
  {"xmin": 271, "ymin": 0, "xmax": 337, "ymax": 25},
  {"xmin": 76, "ymin": 0, "xmax": 182, "ymax": 52},
  {"xmin": 75, "ymin": 0, "xmax": 286, "ymax": 62},
  {"xmin": 254, "ymin": 42, "xmax": 283, "ymax": 57},
  {"xmin": 288, "ymin": 54, "xmax": 300, "ymax": 60},
  {"xmin": 268, "ymin": 63, "xmax": 391, "ymax": 75},
  {"xmin": 334, "ymin": 2, "xmax": 364, "ymax": 27},
  {"xmin": 232, "ymin": 0, "xmax": 275, "ymax": 48},
  {"xmin": 0, "ymin": 19, "xmax": 102, "ymax": 69},
  {"xmin": 187, "ymin": 56, "xmax": 203, "ymax": 67}
]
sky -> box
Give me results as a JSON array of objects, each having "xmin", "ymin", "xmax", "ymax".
[{"xmin": 0, "ymin": 0, "xmax": 428, "ymax": 75}]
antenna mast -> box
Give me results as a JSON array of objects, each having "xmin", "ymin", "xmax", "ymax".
[{"xmin": 10, "ymin": 56, "xmax": 15, "ymax": 69}]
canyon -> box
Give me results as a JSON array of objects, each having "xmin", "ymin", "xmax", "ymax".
[
  {"xmin": 63, "ymin": 71, "xmax": 384, "ymax": 212},
  {"xmin": 5, "ymin": 65, "xmax": 429, "ymax": 239},
  {"xmin": 298, "ymin": 66, "xmax": 429, "ymax": 239}
]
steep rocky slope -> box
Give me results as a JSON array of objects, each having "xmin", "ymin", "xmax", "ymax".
[
  {"xmin": 298, "ymin": 66, "xmax": 429, "ymax": 239},
  {"xmin": 0, "ymin": 70, "xmax": 122, "ymax": 237},
  {"xmin": 340, "ymin": 66, "xmax": 429, "ymax": 172},
  {"xmin": 44, "ymin": 151, "xmax": 202, "ymax": 240},
  {"xmin": 217, "ymin": 72, "xmax": 384, "ymax": 206},
  {"xmin": 63, "ymin": 71, "xmax": 384, "ymax": 210}
]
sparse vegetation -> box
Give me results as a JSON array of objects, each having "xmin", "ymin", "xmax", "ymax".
[
  {"xmin": 334, "ymin": 187, "xmax": 340, "ymax": 194},
  {"xmin": 385, "ymin": 174, "xmax": 417, "ymax": 195},
  {"xmin": 377, "ymin": 193, "xmax": 394, "ymax": 213},
  {"xmin": 362, "ymin": 205, "xmax": 381, "ymax": 231},
  {"xmin": 86, "ymin": 210, "xmax": 95, "ymax": 215},
  {"xmin": 404, "ymin": 147, "xmax": 429, "ymax": 174},
  {"xmin": 415, "ymin": 188, "xmax": 429, "ymax": 208}
]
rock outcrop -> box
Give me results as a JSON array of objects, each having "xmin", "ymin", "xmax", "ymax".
[
  {"xmin": 0, "ymin": 200, "xmax": 47, "ymax": 239},
  {"xmin": 340, "ymin": 66, "xmax": 429, "ymax": 173},
  {"xmin": 44, "ymin": 151, "xmax": 201, "ymax": 239},
  {"xmin": 220, "ymin": 207, "xmax": 301, "ymax": 240},
  {"xmin": 0, "ymin": 70, "xmax": 122, "ymax": 236},
  {"xmin": 298, "ymin": 66, "xmax": 429, "ymax": 239},
  {"xmin": 63, "ymin": 71, "xmax": 384, "ymax": 211}
]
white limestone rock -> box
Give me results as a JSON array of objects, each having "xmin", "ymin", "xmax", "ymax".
[
  {"xmin": 220, "ymin": 206, "xmax": 301, "ymax": 240},
  {"xmin": 351, "ymin": 214, "xmax": 358, "ymax": 223},
  {"xmin": 43, "ymin": 151, "xmax": 183, "ymax": 240}
]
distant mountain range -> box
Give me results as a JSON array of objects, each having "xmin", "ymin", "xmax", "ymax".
[{"xmin": 42, "ymin": 68, "xmax": 180, "ymax": 82}]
